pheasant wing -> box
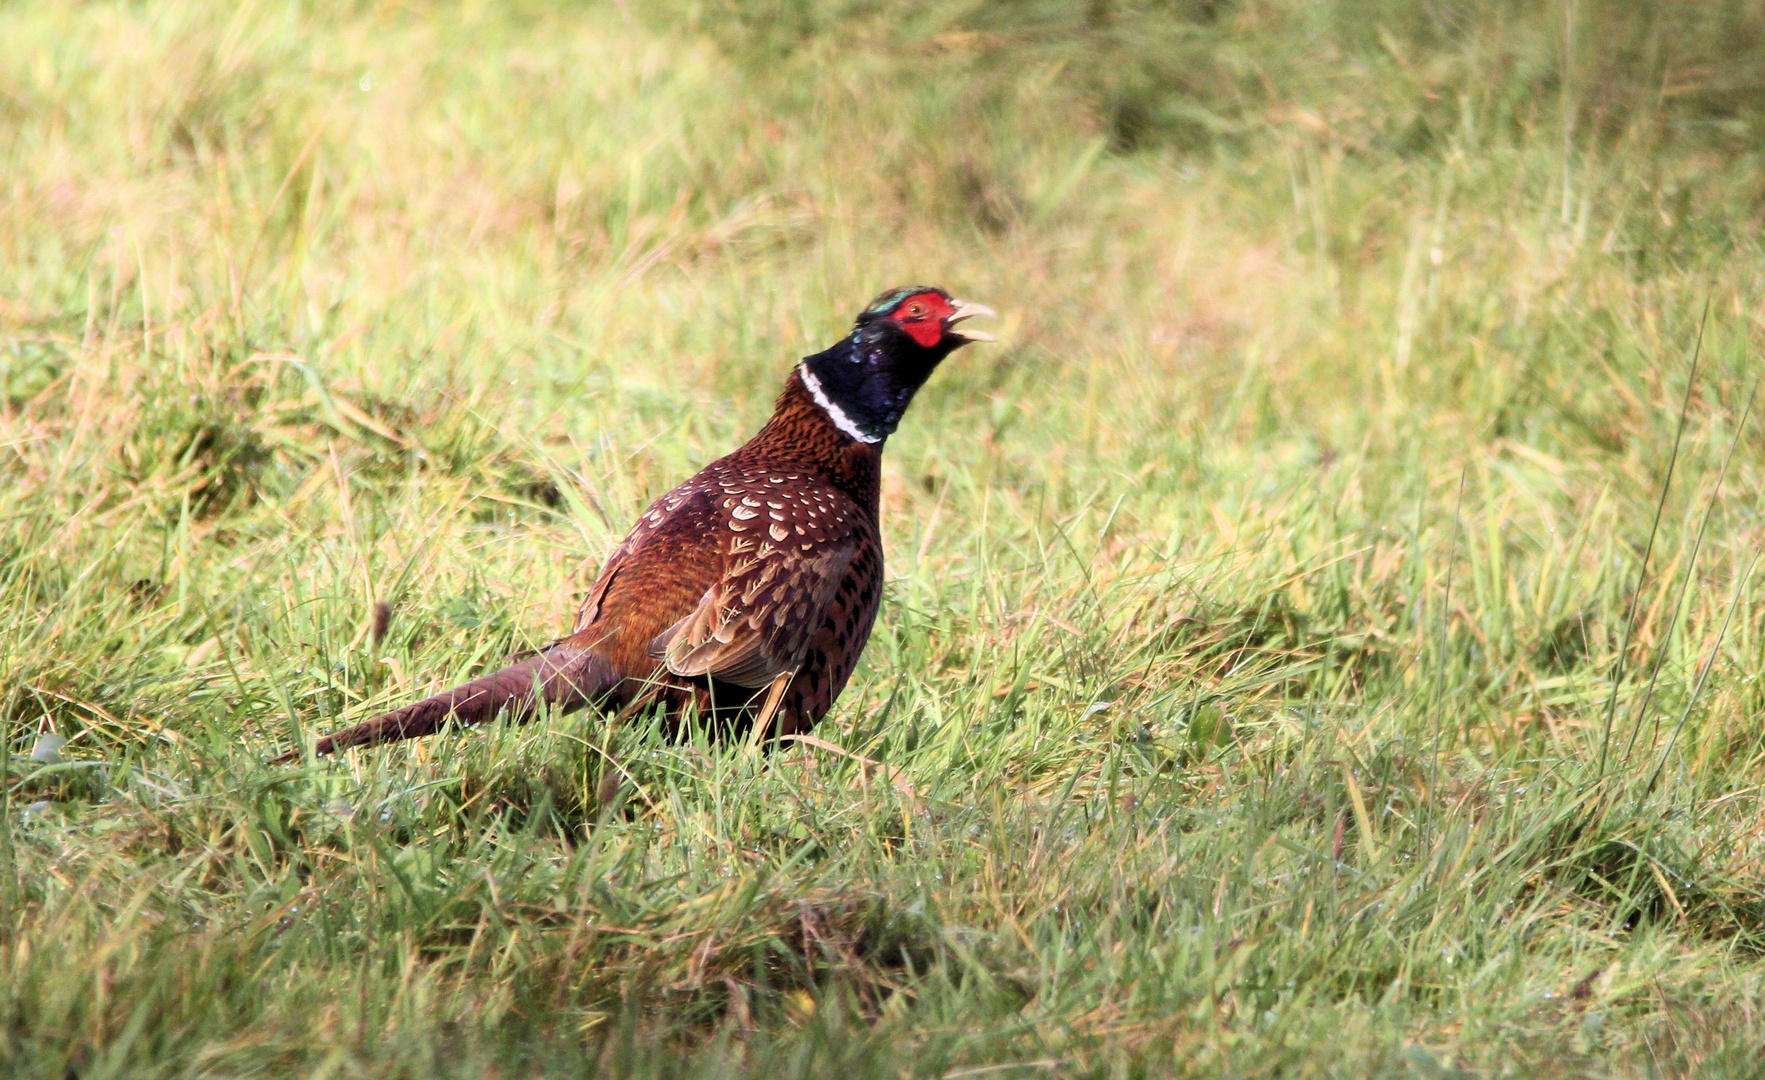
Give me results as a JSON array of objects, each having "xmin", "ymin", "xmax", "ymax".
[{"xmin": 650, "ymin": 538, "xmax": 855, "ymax": 688}]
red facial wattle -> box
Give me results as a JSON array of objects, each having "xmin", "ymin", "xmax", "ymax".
[{"xmin": 888, "ymin": 292, "xmax": 956, "ymax": 348}]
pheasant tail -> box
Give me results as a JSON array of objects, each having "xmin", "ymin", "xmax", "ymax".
[{"xmin": 270, "ymin": 645, "xmax": 618, "ymax": 763}]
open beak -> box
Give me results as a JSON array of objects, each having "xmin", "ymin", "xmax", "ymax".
[{"xmin": 947, "ymin": 299, "xmax": 998, "ymax": 342}]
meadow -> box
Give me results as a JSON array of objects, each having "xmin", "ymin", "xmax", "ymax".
[{"xmin": 6, "ymin": 0, "xmax": 1765, "ymax": 1075}]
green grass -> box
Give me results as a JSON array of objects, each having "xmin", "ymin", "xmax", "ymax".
[{"xmin": 7, "ymin": 0, "xmax": 1765, "ymax": 1075}]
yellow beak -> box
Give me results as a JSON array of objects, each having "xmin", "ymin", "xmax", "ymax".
[{"xmin": 947, "ymin": 299, "xmax": 998, "ymax": 342}]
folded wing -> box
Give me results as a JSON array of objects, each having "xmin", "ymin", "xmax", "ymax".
[{"xmin": 651, "ymin": 539, "xmax": 855, "ymax": 688}]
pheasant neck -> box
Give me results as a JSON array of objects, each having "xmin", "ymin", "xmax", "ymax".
[
  {"xmin": 745, "ymin": 370, "xmax": 883, "ymax": 513},
  {"xmin": 796, "ymin": 329, "xmax": 955, "ymax": 443},
  {"xmin": 797, "ymin": 362, "xmax": 881, "ymax": 444}
]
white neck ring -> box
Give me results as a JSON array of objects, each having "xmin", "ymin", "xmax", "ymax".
[{"xmin": 797, "ymin": 362, "xmax": 881, "ymax": 444}]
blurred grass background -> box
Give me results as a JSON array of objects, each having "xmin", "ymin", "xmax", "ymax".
[{"xmin": 6, "ymin": 0, "xmax": 1765, "ymax": 1075}]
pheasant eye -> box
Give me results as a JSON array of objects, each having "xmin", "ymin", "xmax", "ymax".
[{"xmin": 905, "ymin": 302, "xmax": 925, "ymax": 317}]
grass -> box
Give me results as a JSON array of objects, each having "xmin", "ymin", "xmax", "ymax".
[{"xmin": 6, "ymin": 0, "xmax": 1765, "ymax": 1074}]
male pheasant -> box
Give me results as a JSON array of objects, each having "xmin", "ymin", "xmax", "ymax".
[{"xmin": 275, "ymin": 287, "xmax": 995, "ymax": 760}]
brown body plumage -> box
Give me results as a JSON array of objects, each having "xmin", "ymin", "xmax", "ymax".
[{"xmin": 276, "ymin": 287, "xmax": 994, "ymax": 760}]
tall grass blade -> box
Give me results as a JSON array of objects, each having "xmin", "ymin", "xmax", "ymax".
[
  {"xmin": 1645, "ymin": 548, "xmax": 1760, "ymax": 799},
  {"xmin": 1426, "ymin": 464, "xmax": 1468, "ymax": 850},
  {"xmin": 1595, "ymin": 298, "xmax": 1708, "ymax": 779},
  {"xmin": 1620, "ymin": 374, "xmax": 1758, "ymax": 767}
]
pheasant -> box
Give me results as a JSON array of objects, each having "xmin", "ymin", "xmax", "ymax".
[{"xmin": 275, "ymin": 287, "xmax": 995, "ymax": 761}]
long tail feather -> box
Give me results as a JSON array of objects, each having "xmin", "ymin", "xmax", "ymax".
[{"xmin": 271, "ymin": 645, "xmax": 617, "ymax": 762}]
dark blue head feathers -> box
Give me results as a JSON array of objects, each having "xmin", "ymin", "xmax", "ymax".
[{"xmin": 797, "ymin": 287, "xmax": 995, "ymax": 443}]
